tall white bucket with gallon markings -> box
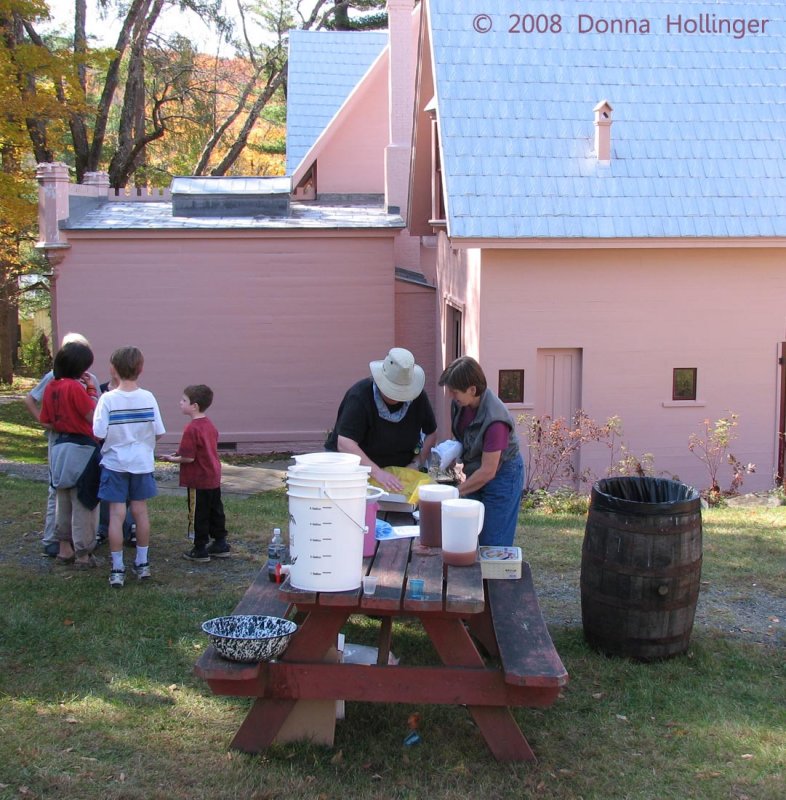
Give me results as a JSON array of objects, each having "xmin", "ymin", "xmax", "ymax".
[{"xmin": 287, "ymin": 454, "xmax": 370, "ymax": 592}]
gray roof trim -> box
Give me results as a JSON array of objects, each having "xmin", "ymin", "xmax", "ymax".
[
  {"xmin": 61, "ymin": 200, "xmax": 404, "ymax": 231},
  {"xmin": 171, "ymin": 176, "xmax": 290, "ymax": 195},
  {"xmin": 448, "ymin": 237, "xmax": 786, "ymax": 250},
  {"xmin": 395, "ymin": 267, "xmax": 435, "ymax": 287}
]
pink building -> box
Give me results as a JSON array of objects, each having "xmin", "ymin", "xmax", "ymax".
[{"xmin": 38, "ymin": 0, "xmax": 786, "ymax": 492}]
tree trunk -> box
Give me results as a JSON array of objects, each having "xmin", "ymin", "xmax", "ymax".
[
  {"xmin": 0, "ymin": 276, "xmax": 14, "ymax": 385},
  {"xmin": 209, "ymin": 64, "xmax": 288, "ymax": 176},
  {"xmin": 106, "ymin": 0, "xmax": 164, "ymax": 187}
]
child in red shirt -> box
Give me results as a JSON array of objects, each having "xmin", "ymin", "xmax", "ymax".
[
  {"xmin": 160, "ymin": 385, "xmax": 230, "ymax": 562},
  {"xmin": 39, "ymin": 342, "xmax": 100, "ymax": 567}
]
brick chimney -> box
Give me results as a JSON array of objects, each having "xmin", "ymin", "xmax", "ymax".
[
  {"xmin": 36, "ymin": 162, "xmax": 72, "ymax": 248},
  {"xmin": 593, "ymin": 100, "xmax": 613, "ymax": 163},
  {"xmin": 385, "ymin": 0, "xmax": 416, "ymax": 217}
]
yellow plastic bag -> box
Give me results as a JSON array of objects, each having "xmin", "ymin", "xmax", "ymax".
[{"xmin": 370, "ymin": 466, "xmax": 432, "ymax": 505}]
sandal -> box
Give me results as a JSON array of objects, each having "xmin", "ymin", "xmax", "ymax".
[
  {"xmin": 73, "ymin": 555, "xmax": 100, "ymax": 570},
  {"xmin": 55, "ymin": 555, "xmax": 75, "ymax": 565}
]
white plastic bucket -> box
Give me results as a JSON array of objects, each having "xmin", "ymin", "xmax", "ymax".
[{"xmin": 287, "ymin": 456, "xmax": 369, "ymax": 592}]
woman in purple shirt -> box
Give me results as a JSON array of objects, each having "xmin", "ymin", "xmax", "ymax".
[{"xmin": 439, "ymin": 356, "xmax": 525, "ymax": 547}]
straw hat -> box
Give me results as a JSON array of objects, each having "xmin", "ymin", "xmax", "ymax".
[{"xmin": 369, "ymin": 348, "xmax": 425, "ymax": 403}]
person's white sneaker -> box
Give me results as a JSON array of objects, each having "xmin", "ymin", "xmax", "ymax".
[{"xmin": 109, "ymin": 568, "xmax": 126, "ymax": 588}]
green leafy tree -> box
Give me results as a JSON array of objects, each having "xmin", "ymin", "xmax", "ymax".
[
  {"xmin": 325, "ymin": 0, "xmax": 386, "ymax": 31},
  {"xmin": 0, "ymin": 0, "xmax": 69, "ymax": 383}
]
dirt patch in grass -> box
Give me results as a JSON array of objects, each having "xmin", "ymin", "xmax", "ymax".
[
  {"xmin": 1, "ymin": 461, "xmax": 784, "ymax": 649},
  {"xmin": 532, "ymin": 568, "xmax": 786, "ymax": 648}
]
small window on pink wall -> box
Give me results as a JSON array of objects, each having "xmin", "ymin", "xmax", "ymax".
[
  {"xmin": 673, "ymin": 368, "xmax": 697, "ymax": 401},
  {"xmin": 499, "ymin": 370, "xmax": 524, "ymax": 404}
]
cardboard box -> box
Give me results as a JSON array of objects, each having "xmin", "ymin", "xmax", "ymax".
[{"xmin": 478, "ymin": 546, "xmax": 522, "ymax": 579}]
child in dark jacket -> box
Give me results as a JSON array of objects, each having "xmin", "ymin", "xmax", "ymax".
[{"xmin": 161, "ymin": 385, "xmax": 230, "ymax": 562}]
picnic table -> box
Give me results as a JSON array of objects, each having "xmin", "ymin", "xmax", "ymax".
[{"xmin": 194, "ymin": 528, "xmax": 568, "ymax": 762}]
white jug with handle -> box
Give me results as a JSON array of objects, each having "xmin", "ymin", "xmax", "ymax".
[{"xmin": 441, "ymin": 499, "xmax": 485, "ymax": 566}]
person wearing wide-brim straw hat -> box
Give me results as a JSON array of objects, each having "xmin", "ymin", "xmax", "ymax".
[{"xmin": 324, "ymin": 348, "xmax": 438, "ymax": 493}]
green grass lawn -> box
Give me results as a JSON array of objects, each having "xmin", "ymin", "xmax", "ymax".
[
  {"xmin": 0, "ymin": 396, "xmax": 49, "ymax": 463},
  {"xmin": 0, "ymin": 399, "xmax": 784, "ymax": 799}
]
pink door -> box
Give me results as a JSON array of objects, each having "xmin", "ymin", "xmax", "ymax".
[{"xmin": 536, "ymin": 348, "xmax": 583, "ymax": 485}]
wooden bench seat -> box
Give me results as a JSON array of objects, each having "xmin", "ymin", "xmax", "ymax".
[
  {"xmin": 196, "ymin": 564, "xmax": 292, "ymax": 682},
  {"xmin": 486, "ymin": 562, "xmax": 568, "ymax": 694}
]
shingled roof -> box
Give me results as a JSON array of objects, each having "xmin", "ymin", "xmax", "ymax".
[
  {"xmin": 286, "ymin": 29, "xmax": 387, "ymax": 175},
  {"xmin": 426, "ymin": 0, "xmax": 786, "ymax": 239}
]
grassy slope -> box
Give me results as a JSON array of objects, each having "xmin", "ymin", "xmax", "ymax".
[{"xmin": 0, "ymin": 398, "xmax": 784, "ymax": 799}]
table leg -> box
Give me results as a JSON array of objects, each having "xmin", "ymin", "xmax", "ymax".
[
  {"xmin": 230, "ymin": 609, "xmax": 350, "ymax": 753},
  {"xmin": 377, "ymin": 617, "xmax": 393, "ymax": 665},
  {"xmin": 421, "ymin": 617, "xmax": 537, "ymax": 762},
  {"xmin": 230, "ymin": 698, "xmax": 296, "ymax": 753}
]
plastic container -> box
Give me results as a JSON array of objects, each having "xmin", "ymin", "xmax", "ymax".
[
  {"xmin": 363, "ymin": 486, "xmax": 385, "ymax": 557},
  {"xmin": 287, "ymin": 454, "xmax": 370, "ymax": 592},
  {"xmin": 478, "ymin": 546, "xmax": 522, "ymax": 579},
  {"xmin": 416, "ymin": 484, "xmax": 459, "ymax": 548},
  {"xmin": 441, "ymin": 499, "xmax": 485, "ymax": 566},
  {"xmin": 267, "ymin": 528, "xmax": 287, "ymax": 582}
]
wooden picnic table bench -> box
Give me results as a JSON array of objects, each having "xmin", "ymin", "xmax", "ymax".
[{"xmin": 195, "ymin": 535, "xmax": 568, "ymax": 762}]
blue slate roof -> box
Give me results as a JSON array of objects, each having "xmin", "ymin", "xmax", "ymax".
[
  {"xmin": 427, "ymin": 0, "xmax": 786, "ymax": 239},
  {"xmin": 286, "ymin": 29, "xmax": 387, "ymax": 175}
]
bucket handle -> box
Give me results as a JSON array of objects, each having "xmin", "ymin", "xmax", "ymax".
[
  {"xmin": 322, "ymin": 488, "xmax": 367, "ymax": 533},
  {"xmin": 366, "ymin": 486, "xmax": 385, "ymax": 501}
]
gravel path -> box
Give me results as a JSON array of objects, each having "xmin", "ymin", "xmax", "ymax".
[{"xmin": 1, "ymin": 457, "xmax": 782, "ymax": 648}]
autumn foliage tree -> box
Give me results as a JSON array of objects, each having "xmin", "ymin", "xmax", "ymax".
[{"xmin": 0, "ymin": 0, "xmax": 72, "ymax": 382}]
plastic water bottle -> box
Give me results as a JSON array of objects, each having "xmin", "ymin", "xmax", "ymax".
[{"xmin": 268, "ymin": 528, "xmax": 286, "ymax": 582}]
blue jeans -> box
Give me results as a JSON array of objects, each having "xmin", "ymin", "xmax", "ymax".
[{"xmin": 466, "ymin": 454, "xmax": 525, "ymax": 547}]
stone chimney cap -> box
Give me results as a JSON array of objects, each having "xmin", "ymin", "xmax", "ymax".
[{"xmin": 594, "ymin": 100, "xmax": 613, "ymax": 120}]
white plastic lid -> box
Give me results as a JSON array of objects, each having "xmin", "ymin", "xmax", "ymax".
[
  {"xmin": 441, "ymin": 498, "xmax": 484, "ymax": 516},
  {"xmin": 417, "ymin": 484, "xmax": 459, "ymax": 502}
]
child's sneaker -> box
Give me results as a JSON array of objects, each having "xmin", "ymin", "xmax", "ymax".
[
  {"xmin": 183, "ymin": 547, "xmax": 211, "ymax": 562},
  {"xmin": 132, "ymin": 562, "xmax": 151, "ymax": 580},
  {"xmin": 109, "ymin": 568, "xmax": 126, "ymax": 588},
  {"xmin": 207, "ymin": 541, "xmax": 231, "ymax": 558}
]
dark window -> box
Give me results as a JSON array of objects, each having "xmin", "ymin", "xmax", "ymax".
[
  {"xmin": 673, "ymin": 368, "xmax": 697, "ymax": 401},
  {"xmin": 499, "ymin": 370, "xmax": 524, "ymax": 403}
]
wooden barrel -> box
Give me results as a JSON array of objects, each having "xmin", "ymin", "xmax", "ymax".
[{"xmin": 580, "ymin": 477, "xmax": 703, "ymax": 661}]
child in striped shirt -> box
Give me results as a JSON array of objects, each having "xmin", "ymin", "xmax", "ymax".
[{"xmin": 93, "ymin": 346, "xmax": 165, "ymax": 588}]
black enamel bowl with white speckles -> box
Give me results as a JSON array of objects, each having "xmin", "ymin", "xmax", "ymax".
[{"xmin": 201, "ymin": 615, "xmax": 298, "ymax": 663}]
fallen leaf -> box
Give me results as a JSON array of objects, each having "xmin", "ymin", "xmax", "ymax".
[
  {"xmin": 119, "ymin": 773, "xmax": 126, "ymax": 782},
  {"xmin": 18, "ymin": 788, "xmax": 31, "ymax": 796},
  {"xmin": 769, "ymin": 616, "xmax": 780, "ymax": 623},
  {"xmin": 330, "ymin": 750, "xmax": 343, "ymax": 765},
  {"xmin": 741, "ymin": 753, "xmax": 754, "ymax": 759},
  {"xmin": 616, "ymin": 714, "xmax": 628, "ymax": 722},
  {"xmin": 63, "ymin": 619, "xmax": 74, "ymax": 626},
  {"xmin": 64, "ymin": 717, "xmax": 78, "ymax": 724},
  {"xmin": 167, "ymin": 684, "xmax": 178, "ymax": 692},
  {"xmin": 592, "ymin": 692, "xmax": 604, "ymax": 699}
]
